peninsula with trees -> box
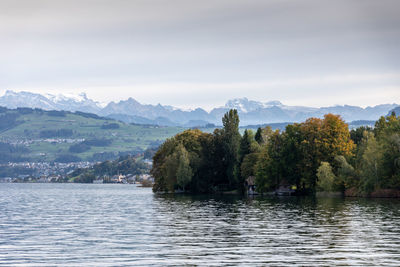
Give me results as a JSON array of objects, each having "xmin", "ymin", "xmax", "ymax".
[{"xmin": 151, "ymin": 110, "xmax": 400, "ymax": 197}]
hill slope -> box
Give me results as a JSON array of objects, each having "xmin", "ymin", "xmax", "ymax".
[{"xmin": 0, "ymin": 107, "xmax": 182, "ymax": 162}]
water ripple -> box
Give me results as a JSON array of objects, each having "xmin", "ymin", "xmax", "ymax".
[{"xmin": 1, "ymin": 184, "xmax": 400, "ymax": 266}]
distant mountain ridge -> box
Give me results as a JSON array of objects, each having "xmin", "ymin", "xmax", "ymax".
[{"xmin": 0, "ymin": 90, "xmax": 398, "ymax": 126}]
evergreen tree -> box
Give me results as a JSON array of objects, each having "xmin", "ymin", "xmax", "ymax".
[
  {"xmin": 255, "ymin": 126, "xmax": 274, "ymax": 145},
  {"xmin": 239, "ymin": 129, "xmax": 253, "ymax": 163},
  {"xmin": 222, "ymin": 109, "xmax": 241, "ymax": 188},
  {"xmin": 255, "ymin": 127, "xmax": 263, "ymax": 144}
]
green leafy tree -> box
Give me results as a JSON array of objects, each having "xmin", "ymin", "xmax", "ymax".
[
  {"xmin": 297, "ymin": 117, "xmax": 324, "ymax": 190},
  {"xmin": 176, "ymin": 145, "xmax": 193, "ymax": 191},
  {"xmin": 164, "ymin": 152, "xmax": 179, "ymax": 192},
  {"xmin": 381, "ymin": 134, "xmax": 400, "ymax": 189},
  {"xmin": 240, "ymin": 152, "xmax": 259, "ymax": 181},
  {"xmin": 334, "ymin": 155, "xmax": 355, "ymax": 190},
  {"xmin": 350, "ymin": 126, "xmax": 373, "ymax": 146},
  {"xmin": 316, "ymin": 162, "xmax": 335, "ymax": 192},
  {"xmin": 359, "ymin": 132, "xmax": 383, "ymax": 193},
  {"xmin": 254, "ymin": 131, "xmax": 283, "ymax": 192},
  {"xmin": 151, "ymin": 129, "xmax": 212, "ymax": 193},
  {"xmin": 239, "ymin": 129, "xmax": 259, "ymax": 189},
  {"xmin": 255, "ymin": 146, "xmax": 273, "ymax": 192},
  {"xmin": 151, "ymin": 137, "xmax": 178, "ymax": 192},
  {"xmin": 373, "ymin": 113, "xmax": 400, "ymax": 189},
  {"xmin": 255, "ymin": 126, "xmax": 273, "ymax": 145},
  {"xmin": 73, "ymin": 172, "xmax": 95, "ymax": 183}
]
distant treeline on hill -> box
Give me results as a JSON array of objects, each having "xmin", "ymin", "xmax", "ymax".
[
  {"xmin": 0, "ymin": 106, "xmax": 112, "ymax": 121},
  {"xmin": 69, "ymin": 138, "xmax": 113, "ymax": 153},
  {"xmin": 151, "ymin": 110, "xmax": 400, "ymax": 196},
  {"xmin": 0, "ymin": 142, "xmax": 30, "ymax": 163},
  {"xmin": 68, "ymin": 155, "xmax": 149, "ymax": 183}
]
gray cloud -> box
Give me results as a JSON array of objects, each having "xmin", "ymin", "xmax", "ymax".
[{"xmin": 0, "ymin": 0, "xmax": 399, "ymax": 107}]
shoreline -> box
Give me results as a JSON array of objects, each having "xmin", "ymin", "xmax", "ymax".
[{"xmin": 5, "ymin": 182, "xmax": 400, "ymax": 199}]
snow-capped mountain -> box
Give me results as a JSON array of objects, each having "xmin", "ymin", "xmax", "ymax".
[
  {"xmin": 225, "ymin": 98, "xmax": 283, "ymax": 113},
  {"xmin": 0, "ymin": 90, "xmax": 59, "ymax": 110},
  {"xmin": 0, "ymin": 91, "xmax": 398, "ymax": 126},
  {"xmin": 45, "ymin": 92, "xmax": 101, "ymax": 114},
  {"xmin": 218, "ymin": 98, "xmax": 398, "ymax": 124},
  {"xmin": 0, "ymin": 90, "xmax": 101, "ymax": 114}
]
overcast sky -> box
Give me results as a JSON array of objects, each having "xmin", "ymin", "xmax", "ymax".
[{"xmin": 0, "ymin": 0, "xmax": 399, "ymax": 109}]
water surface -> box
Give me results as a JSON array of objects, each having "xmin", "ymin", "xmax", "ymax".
[{"xmin": 1, "ymin": 183, "xmax": 400, "ymax": 266}]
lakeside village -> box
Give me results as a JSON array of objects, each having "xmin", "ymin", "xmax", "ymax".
[{"xmin": 0, "ymin": 159, "xmax": 155, "ymax": 186}]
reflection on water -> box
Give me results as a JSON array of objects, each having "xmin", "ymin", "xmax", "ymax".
[{"xmin": 1, "ymin": 184, "xmax": 400, "ymax": 266}]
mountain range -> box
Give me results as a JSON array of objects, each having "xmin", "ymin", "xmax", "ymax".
[{"xmin": 0, "ymin": 90, "xmax": 398, "ymax": 126}]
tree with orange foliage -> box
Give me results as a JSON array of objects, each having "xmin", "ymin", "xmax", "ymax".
[{"xmin": 279, "ymin": 114, "xmax": 355, "ymax": 192}]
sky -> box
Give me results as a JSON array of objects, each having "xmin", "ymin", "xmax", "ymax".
[{"xmin": 0, "ymin": 0, "xmax": 399, "ymax": 110}]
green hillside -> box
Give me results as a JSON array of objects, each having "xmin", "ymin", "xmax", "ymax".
[{"xmin": 0, "ymin": 107, "xmax": 183, "ymax": 162}]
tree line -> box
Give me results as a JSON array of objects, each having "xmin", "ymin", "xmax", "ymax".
[
  {"xmin": 69, "ymin": 155, "xmax": 149, "ymax": 183},
  {"xmin": 151, "ymin": 109, "xmax": 400, "ymax": 196}
]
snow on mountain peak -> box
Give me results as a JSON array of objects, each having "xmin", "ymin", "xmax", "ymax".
[
  {"xmin": 4, "ymin": 90, "xmax": 39, "ymax": 97},
  {"xmin": 0, "ymin": 90, "xmax": 101, "ymax": 113},
  {"xmin": 4, "ymin": 90, "xmax": 17, "ymax": 96},
  {"xmin": 45, "ymin": 92, "xmax": 90, "ymax": 103},
  {"xmin": 0, "ymin": 91, "xmax": 398, "ymax": 125},
  {"xmin": 225, "ymin": 98, "xmax": 284, "ymax": 113},
  {"xmin": 264, "ymin": 100, "xmax": 283, "ymax": 107}
]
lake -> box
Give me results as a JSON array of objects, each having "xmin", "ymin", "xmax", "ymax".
[{"xmin": 1, "ymin": 183, "xmax": 400, "ymax": 266}]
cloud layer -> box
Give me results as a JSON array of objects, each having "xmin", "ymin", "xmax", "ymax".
[{"xmin": 0, "ymin": 0, "xmax": 399, "ymax": 108}]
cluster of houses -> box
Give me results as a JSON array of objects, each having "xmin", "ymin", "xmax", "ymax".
[
  {"xmin": 93, "ymin": 174, "xmax": 135, "ymax": 184},
  {"xmin": 1, "ymin": 175, "xmax": 65, "ymax": 183},
  {"xmin": 1, "ymin": 173, "xmax": 155, "ymax": 185},
  {"xmin": 0, "ymin": 161, "xmax": 93, "ymax": 183},
  {"xmin": 93, "ymin": 174, "xmax": 154, "ymax": 185}
]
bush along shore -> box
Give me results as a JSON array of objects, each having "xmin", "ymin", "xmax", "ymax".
[{"xmin": 151, "ymin": 109, "xmax": 400, "ymax": 197}]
